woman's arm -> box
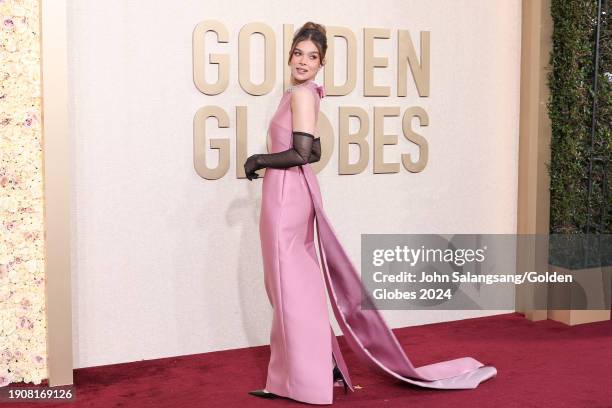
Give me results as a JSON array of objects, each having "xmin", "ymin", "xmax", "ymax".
[
  {"xmin": 244, "ymin": 87, "xmax": 319, "ymax": 179},
  {"xmin": 290, "ymin": 86, "xmax": 316, "ymax": 135}
]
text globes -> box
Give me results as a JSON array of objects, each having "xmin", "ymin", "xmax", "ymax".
[{"xmin": 193, "ymin": 21, "xmax": 430, "ymax": 180}]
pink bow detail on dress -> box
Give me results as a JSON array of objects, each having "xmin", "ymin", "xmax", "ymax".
[{"xmin": 315, "ymin": 84, "xmax": 325, "ymax": 99}]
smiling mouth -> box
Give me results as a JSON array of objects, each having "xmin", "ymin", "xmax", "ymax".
[{"xmin": 297, "ymin": 68, "xmax": 308, "ymax": 73}]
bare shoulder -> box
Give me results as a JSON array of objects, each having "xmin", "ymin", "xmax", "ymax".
[{"xmin": 290, "ymin": 86, "xmax": 316, "ymax": 108}]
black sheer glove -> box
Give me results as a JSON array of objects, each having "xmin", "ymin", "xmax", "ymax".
[
  {"xmin": 308, "ymin": 138, "xmax": 321, "ymax": 164},
  {"xmin": 244, "ymin": 131, "xmax": 317, "ymax": 180}
]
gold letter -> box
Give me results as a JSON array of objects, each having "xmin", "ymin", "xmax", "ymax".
[
  {"xmin": 364, "ymin": 28, "xmax": 391, "ymax": 96},
  {"xmin": 239, "ymin": 23, "xmax": 275, "ymax": 95},
  {"xmin": 339, "ymin": 107, "xmax": 369, "ymax": 174},
  {"xmin": 401, "ymin": 106, "xmax": 429, "ymax": 172},
  {"xmin": 193, "ymin": 105, "xmax": 230, "ymax": 180},
  {"xmin": 398, "ymin": 30, "xmax": 430, "ymax": 97},
  {"xmin": 193, "ymin": 20, "xmax": 229, "ymax": 95},
  {"xmin": 373, "ymin": 106, "xmax": 400, "ymax": 173},
  {"xmin": 323, "ymin": 26, "xmax": 357, "ymax": 96}
]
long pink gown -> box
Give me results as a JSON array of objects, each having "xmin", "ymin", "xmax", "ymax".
[{"xmin": 258, "ymin": 80, "xmax": 497, "ymax": 405}]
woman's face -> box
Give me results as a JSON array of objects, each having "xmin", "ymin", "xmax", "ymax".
[{"xmin": 289, "ymin": 40, "xmax": 323, "ymax": 84}]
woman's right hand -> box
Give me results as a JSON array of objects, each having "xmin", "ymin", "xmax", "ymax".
[{"xmin": 244, "ymin": 154, "xmax": 263, "ymax": 180}]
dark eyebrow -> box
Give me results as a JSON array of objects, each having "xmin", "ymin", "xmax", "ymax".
[{"xmin": 294, "ymin": 47, "xmax": 319, "ymax": 55}]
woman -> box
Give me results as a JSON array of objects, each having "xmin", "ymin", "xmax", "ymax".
[{"xmin": 244, "ymin": 22, "xmax": 496, "ymax": 405}]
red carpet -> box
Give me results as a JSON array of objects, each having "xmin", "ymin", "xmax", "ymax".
[{"xmin": 6, "ymin": 313, "xmax": 612, "ymax": 407}]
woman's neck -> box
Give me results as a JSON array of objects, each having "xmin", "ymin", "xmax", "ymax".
[{"xmin": 290, "ymin": 78, "xmax": 314, "ymax": 87}]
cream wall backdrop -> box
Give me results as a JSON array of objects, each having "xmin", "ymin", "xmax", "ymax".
[{"xmin": 67, "ymin": 0, "xmax": 521, "ymax": 368}]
